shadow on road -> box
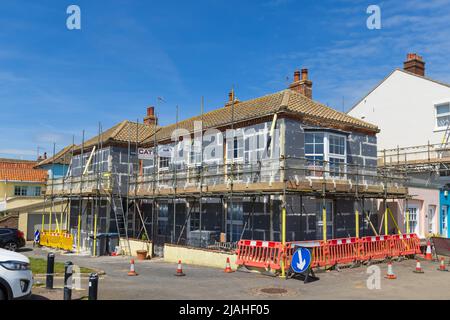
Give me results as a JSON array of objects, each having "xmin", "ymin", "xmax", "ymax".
[{"xmin": 29, "ymin": 294, "xmax": 50, "ymax": 300}]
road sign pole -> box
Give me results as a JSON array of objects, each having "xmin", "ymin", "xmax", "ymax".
[{"xmin": 288, "ymin": 246, "xmax": 319, "ymax": 283}]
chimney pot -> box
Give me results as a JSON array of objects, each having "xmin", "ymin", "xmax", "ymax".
[
  {"xmin": 294, "ymin": 70, "xmax": 301, "ymax": 82},
  {"xmin": 301, "ymin": 69, "xmax": 308, "ymax": 80}
]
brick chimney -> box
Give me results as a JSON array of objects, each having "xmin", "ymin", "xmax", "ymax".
[
  {"xmin": 289, "ymin": 69, "xmax": 312, "ymax": 99},
  {"xmin": 404, "ymin": 53, "xmax": 425, "ymax": 76},
  {"xmin": 144, "ymin": 106, "xmax": 158, "ymax": 126}
]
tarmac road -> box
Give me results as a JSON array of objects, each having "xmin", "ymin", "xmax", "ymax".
[{"xmin": 22, "ymin": 247, "xmax": 450, "ymax": 300}]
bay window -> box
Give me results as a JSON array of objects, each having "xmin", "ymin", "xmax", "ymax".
[{"xmin": 305, "ymin": 131, "xmax": 347, "ymax": 178}]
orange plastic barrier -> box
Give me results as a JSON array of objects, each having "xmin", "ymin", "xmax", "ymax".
[
  {"xmin": 359, "ymin": 235, "xmax": 391, "ymax": 261},
  {"xmin": 235, "ymin": 240, "xmax": 283, "ymax": 270},
  {"xmin": 327, "ymin": 237, "xmax": 360, "ymax": 266},
  {"xmin": 390, "ymin": 234, "xmax": 421, "ymax": 257},
  {"xmin": 236, "ymin": 234, "xmax": 421, "ymax": 272}
]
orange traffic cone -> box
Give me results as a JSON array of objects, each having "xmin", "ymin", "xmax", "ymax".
[
  {"xmin": 224, "ymin": 257, "xmax": 234, "ymax": 273},
  {"xmin": 385, "ymin": 262, "xmax": 397, "ymax": 279},
  {"xmin": 128, "ymin": 259, "xmax": 138, "ymax": 276},
  {"xmin": 175, "ymin": 260, "xmax": 186, "ymax": 277},
  {"xmin": 413, "ymin": 260, "xmax": 424, "ymax": 274},
  {"xmin": 437, "ymin": 258, "xmax": 449, "ymax": 272},
  {"xmin": 425, "ymin": 241, "xmax": 433, "ymax": 261}
]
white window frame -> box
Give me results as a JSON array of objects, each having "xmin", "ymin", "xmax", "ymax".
[
  {"xmin": 305, "ymin": 131, "xmax": 347, "ymax": 179},
  {"xmin": 442, "ymin": 205, "xmax": 448, "ymax": 236},
  {"xmin": 188, "ymin": 138, "xmax": 202, "ymax": 168},
  {"xmin": 226, "ymin": 129, "xmax": 244, "ymax": 164},
  {"xmin": 434, "ymin": 101, "xmax": 450, "ymax": 132},
  {"xmin": 406, "ymin": 205, "xmax": 420, "ymax": 236},
  {"xmin": 203, "ymin": 132, "xmax": 223, "ymax": 165},
  {"xmin": 158, "ymin": 156, "xmax": 170, "ymax": 171},
  {"xmin": 243, "ymin": 125, "xmax": 269, "ymax": 164},
  {"xmin": 427, "ymin": 205, "xmax": 436, "ymax": 234}
]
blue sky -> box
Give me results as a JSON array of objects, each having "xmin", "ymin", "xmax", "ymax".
[{"xmin": 1, "ymin": 0, "xmax": 450, "ymax": 159}]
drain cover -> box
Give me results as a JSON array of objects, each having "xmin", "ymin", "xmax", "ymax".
[{"xmin": 260, "ymin": 288, "xmax": 288, "ymax": 295}]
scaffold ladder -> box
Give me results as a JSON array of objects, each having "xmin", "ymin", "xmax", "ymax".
[{"xmin": 111, "ymin": 172, "xmax": 132, "ymax": 256}]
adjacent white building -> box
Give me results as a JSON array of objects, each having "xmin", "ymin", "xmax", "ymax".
[
  {"xmin": 349, "ymin": 54, "xmax": 450, "ymax": 151},
  {"xmin": 348, "ymin": 53, "xmax": 450, "ymax": 238}
]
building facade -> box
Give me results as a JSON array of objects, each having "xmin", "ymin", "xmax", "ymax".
[
  {"xmin": 0, "ymin": 158, "xmax": 48, "ymax": 231},
  {"xmin": 46, "ymin": 69, "xmax": 407, "ymax": 256}
]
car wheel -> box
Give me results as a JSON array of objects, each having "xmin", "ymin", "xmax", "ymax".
[
  {"xmin": 0, "ymin": 287, "xmax": 6, "ymax": 301},
  {"xmin": 4, "ymin": 242, "xmax": 18, "ymax": 252}
]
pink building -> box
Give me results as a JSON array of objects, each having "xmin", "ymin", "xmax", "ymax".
[{"xmin": 379, "ymin": 187, "xmax": 440, "ymax": 239}]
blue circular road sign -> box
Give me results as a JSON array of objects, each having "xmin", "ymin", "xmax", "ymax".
[{"xmin": 291, "ymin": 247, "xmax": 312, "ymax": 274}]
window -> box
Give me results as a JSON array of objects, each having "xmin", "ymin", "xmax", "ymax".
[
  {"xmin": 14, "ymin": 186, "xmax": 27, "ymax": 196},
  {"xmin": 233, "ymin": 137, "xmax": 243, "ymax": 159},
  {"xmin": 189, "ymin": 140, "xmax": 202, "ymax": 166},
  {"xmin": 329, "ymin": 158, "xmax": 345, "ymax": 178},
  {"xmin": 305, "ymin": 131, "xmax": 347, "ymax": 178},
  {"xmin": 428, "ymin": 206, "xmax": 436, "ymax": 234},
  {"xmin": 435, "ymin": 103, "xmax": 450, "ymax": 130},
  {"xmin": 13, "ymin": 186, "xmax": 41, "ymax": 197},
  {"xmin": 305, "ymin": 132, "xmax": 324, "ymax": 166},
  {"xmin": 328, "ymin": 134, "xmax": 346, "ymax": 177},
  {"xmin": 159, "ymin": 157, "xmax": 170, "ymax": 170},
  {"xmin": 33, "ymin": 187, "xmax": 42, "ymax": 196},
  {"xmin": 407, "ymin": 207, "xmax": 419, "ymax": 234},
  {"xmin": 244, "ymin": 130, "xmax": 267, "ymax": 163},
  {"xmin": 329, "ymin": 135, "xmax": 345, "ymax": 155},
  {"xmin": 442, "ymin": 206, "xmax": 448, "ymax": 235}
]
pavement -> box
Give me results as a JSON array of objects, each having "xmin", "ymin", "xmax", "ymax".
[{"xmin": 20, "ymin": 246, "xmax": 450, "ymax": 300}]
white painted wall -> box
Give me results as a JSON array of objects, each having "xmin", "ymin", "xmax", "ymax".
[{"xmin": 348, "ymin": 70, "xmax": 450, "ymax": 151}]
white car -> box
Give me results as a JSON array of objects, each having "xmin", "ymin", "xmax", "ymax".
[{"xmin": 0, "ymin": 248, "xmax": 33, "ymax": 300}]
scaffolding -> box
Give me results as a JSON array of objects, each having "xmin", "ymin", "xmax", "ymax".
[{"xmin": 45, "ymin": 144, "xmax": 408, "ymax": 255}]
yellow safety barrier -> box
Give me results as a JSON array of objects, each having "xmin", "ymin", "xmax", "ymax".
[{"xmin": 40, "ymin": 231, "xmax": 74, "ymax": 251}]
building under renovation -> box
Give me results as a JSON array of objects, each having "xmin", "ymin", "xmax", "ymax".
[{"xmin": 45, "ymin": 69, "xmax": 407, "ymax": 256}]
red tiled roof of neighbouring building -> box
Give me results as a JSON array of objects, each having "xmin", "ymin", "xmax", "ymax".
[{"xmin": 0, "ymin": 159, "xmax": 48, "ymax": 182}]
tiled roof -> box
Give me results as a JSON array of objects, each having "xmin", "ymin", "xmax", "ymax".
[
  {"xmin": 76, "ymin": 120, "xmax": 158, "ymax": 152},
  {"xmin": 0, "ymin": 159, "xmax": 47, "ymax": 182},
  {"xmin": 36, "ymin": 144, "xmax": 76, "ymax": 167},
  {"xmin": 145, "ymin": 89, "xmax": 378, "ymax": 144}
]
